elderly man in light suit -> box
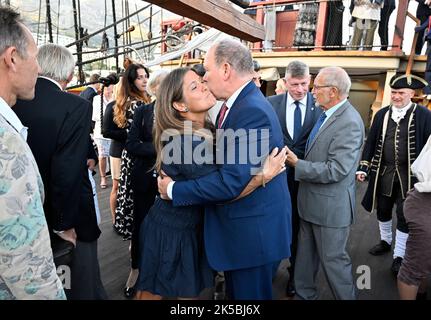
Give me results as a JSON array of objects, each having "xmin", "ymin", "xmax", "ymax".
[{"xmin": 285, "ymin": 66, "xmax": 364, "ymax": 300}]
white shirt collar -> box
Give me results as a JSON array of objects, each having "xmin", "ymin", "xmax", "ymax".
[
  {"xmin": 391, "ymin": 101, "xmax": 412, "ymax": 123},
  {"xmin": 225, "ymin": 81, "xmax": 251, "ymax": 109},
  {"xmin": 0, "ymin": 96, "xmax": 28, "ymax": 141},
  {"xmin": 287, "ymin": 93, "xmax": 307, "ymax": 107},
  {"xmin": 39, "ymin": 76, "xmax": 63, "ymax": 91},
  {"xmin": 392, "ymin": 102, "xmax": 412, "ymax": 114}
]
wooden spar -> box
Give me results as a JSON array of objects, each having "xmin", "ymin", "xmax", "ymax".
[
  {"xmin": 112, "ymin": 0, "xmax": 120, "ymax": 73},
  {"xmin": 72, "ymin": 0, "xmax": 85, "ymax": 83},
  {"xmin": 45, "ymin": 0, "xmax": 53, "ymax": 43},
  {"xmin": 391, "ymin": 0, "xmax": 409, "ymax": 52},
  {"xmin": 405, "ymin": 12, "xmax": 420, "ymax": 76},
  {"xmin": 143, "ymin": 0, "xmax": 265, "ymax": 42},
  {"xmin": 66, "ymin": 4, "xmax": 150, "ymax": 48}
]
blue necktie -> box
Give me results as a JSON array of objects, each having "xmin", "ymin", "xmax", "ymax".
[
  {"xmin": 293, "ymin": 100, "xmax": 302, "ymax": 141},
  {"xmin": 306, "ymin": 112, "xmax": 327, "ymax": 151}
]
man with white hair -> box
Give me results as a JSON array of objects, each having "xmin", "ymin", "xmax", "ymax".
[
  {"xmin": 0, "ymin": 5, "xmax": 65, "ymax": 300},
  {"xmin": 158, "ymin": 39, "xmax": 291, "ymax": 300},
  {"xmin": 14, "ymin": 43, "xmax": 106, "ymax": 299},
  {"xmin": 285, "ymin": 66, "xmax": 364, "ymax": 300},
  {"xmin": 357, "ymin": 74, "xmax": 431, "ymax": 276},
  {"xmin": 267, "ymin": 61, "xmax": 322, "ymax": 297}
]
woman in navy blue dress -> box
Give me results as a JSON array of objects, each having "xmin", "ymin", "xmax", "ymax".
[{"xmin": 135, "ymin": 67, "xmax": 287, "ymax": 299}]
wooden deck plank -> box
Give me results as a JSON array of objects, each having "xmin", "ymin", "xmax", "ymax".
[{"xmin": 95, "ymin": 172, "xmax": 429, "ymax": 300}]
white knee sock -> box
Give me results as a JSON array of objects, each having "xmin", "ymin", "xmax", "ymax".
[
  {"xmin": 126, "ymin": 268, "xmax": 139, "ymax": 288},
  {"xmin": 394, "ymin": 229, "xmax": 409, "ymax": 259},
  {"xmin": 379, "ymin": 220, "xmax": 392, "ymax": 245}
]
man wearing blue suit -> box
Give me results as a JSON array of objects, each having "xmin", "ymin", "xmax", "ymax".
[
  {"xmin": 158, "ymin": 39, "xmax": 292, "ymax": 300},
  {"xmin": 267, "ymin": 61, "xmax": 322, "ymax": 297}
]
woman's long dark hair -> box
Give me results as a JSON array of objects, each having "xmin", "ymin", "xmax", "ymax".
[
  {"xmin": 114, "ymin": 63, "xmax": 150, "ymax": 128},
  {"xmin": 153, "ymin": 67, "xmax": 213, "ymax": 173}
]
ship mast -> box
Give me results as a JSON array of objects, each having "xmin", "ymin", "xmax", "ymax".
[
  {"xmin": 45, "ymin": 0, "xmax": 53, "ymax": 43},
  {"xmin": 72, "ymin": 0, "xmax": 85, "ymax": 83},
  {"xmin": 112, "ymin": 0, "xmax": 120, "ymax": 73}
]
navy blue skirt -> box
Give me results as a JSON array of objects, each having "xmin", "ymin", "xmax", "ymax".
[{"xmin": 135, "ymin": 197, "xmax": 214, "ymax": 297}]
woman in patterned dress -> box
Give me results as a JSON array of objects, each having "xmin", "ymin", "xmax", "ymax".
[{"xmin": 112, "ymin": 63, "xmax": 151, "ymax": 297}]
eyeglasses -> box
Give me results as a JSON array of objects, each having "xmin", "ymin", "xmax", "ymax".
[
  {"xmin": 253, "ymin": 77, "xmax": 263, "ymax": 85},
  {"xmin": 313, "ymin": 84, "xmax": 335, "ymax": 90}
]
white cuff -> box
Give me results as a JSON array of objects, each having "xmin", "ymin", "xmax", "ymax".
[
  {"xmin": 167, "ymin": 181, "xmax": 175, "ymax": 200},
  {"xmin": 356, "ymin": 171, "xmax": 367, "ymax": 177}
]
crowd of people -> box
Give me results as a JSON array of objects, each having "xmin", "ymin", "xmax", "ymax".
[{"xmin": 1, "ymin": 5, "xmax": 431, "ymax": 301}]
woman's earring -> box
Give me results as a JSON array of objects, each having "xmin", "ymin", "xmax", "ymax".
[{"xmin": 184, "ymin": 106, "xmax": 189, "ymax": 112}]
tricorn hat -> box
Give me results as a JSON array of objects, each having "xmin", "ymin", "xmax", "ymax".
[{"xmin": 390, "ymin": 74, "xmax": 428, "ymax": 90}]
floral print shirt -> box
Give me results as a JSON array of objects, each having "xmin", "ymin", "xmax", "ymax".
[{"xmin": 0, "ymin": 113, "xmax": 65, "ymax": 300}]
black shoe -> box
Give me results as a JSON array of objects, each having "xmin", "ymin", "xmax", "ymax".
[
  {"xmin": 416, "ymin": 292, "xmax": 427, "ymax": 300},
  {"xmin": 285, "ymin": 279, "xmax": 296, "ymax": 297},
  {"xmin": 368, "ymin": 240, "xmax": 391, "ymax": 256},
  {"xmin": 391, "ymin": 257, "xmax": 403, "ymax": 276},
  {"xmin": 124, "ymin": 286, "xmax": 135, "ymax": 298}
]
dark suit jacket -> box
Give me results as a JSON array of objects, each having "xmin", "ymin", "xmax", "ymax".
[
  {"xmin": 102, "ymin": 101, "xmax": 127, "ymax": 158},
  {"xmin": 75, "ymin": 139, "xmax": 101, "ymax": 242},
  {"xmin": 416, "ymin": 0, "xmax": 431, "ymax": 16},
  {"xmin": 14, "ymin": 77, "xmax": 94, "ymax": 236},
  {"xmin": 79, "ymin": 86, "xmax": 98, "ymax": 104},
  {"xmin": 126, "ymin": 102, "xmax": 156, "ymax": 168},
  {"xmin": 267, "ymin": 92, "xmax": 322, "ymax": 160},
  {"xmin": 173, "ymin": 81, "xmax": 292, "ymax": 271}
]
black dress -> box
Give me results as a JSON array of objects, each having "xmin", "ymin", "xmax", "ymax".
[{"xmin": 136, "ymin": 135, "xmax": 215, "ymax": 297}]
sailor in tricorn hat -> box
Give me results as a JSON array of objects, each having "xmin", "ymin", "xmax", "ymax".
[{"xmin": 356, "ymin": 74, "xmax": 431, "ymax": 276}]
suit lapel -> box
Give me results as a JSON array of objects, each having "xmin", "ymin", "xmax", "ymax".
[
  {"xmin": 278, "ymin": 94, "xmax": 292, "ymax": 142},
  {"xmin": 221, "ymin": 81, "xmax": 255, "ymax": 129},
  {"xmin": 305, "ymin": 101, "xmax": 349, "ymax": 156}
]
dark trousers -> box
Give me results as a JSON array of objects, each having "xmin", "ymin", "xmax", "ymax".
[
  {"xmin": 376, "ymin": 179, "xmax": 409, "ymax": 233},
  {"xmin": 424, "ymin": 44, "xmax": 431, "ymax": 95},
  {"xmin": 66, "ymin": 240, "xmax": 107, "ymax": 300},
  {"xmin": 224, "ymin": 262, "xmax": 278, "ymax": 300},
  {"xmin": 130, "ymin": 169, "xmax": 157, "ymax": 269},
  {"xmin": 378, "ymin": 2, "xmax": 395, "ymax": 50},
  {"xmin": 286, "ymin": 167, "xmax": 300, "ymax": 279},
  {"xmin": 415, "ymin": 14, "xmax": 430, "ymax": 55}
]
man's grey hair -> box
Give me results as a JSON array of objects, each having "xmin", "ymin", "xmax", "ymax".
[
  {"xmin": 213, "ymin": 39, "xmax": 253, "ymax": 76},
  {"xmin": 147, "ymin": 69, "xmax": 170, "ymax": 97},
  {"xmin": 318, "ymin": 66, "xmax": 351, "ymax": 96},
  {"xmin": 37, "ymin": 43, "xmax": 75, "ymax": 82},
  {"xmin": 0, "ymin": 6, "xmax": 29, "ymax": 58},
  {"xmin": 285, "ymin": 60, "xmax": 309, "ymax": 79}
]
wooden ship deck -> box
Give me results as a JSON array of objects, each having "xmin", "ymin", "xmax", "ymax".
[{"xmin": 95, "ymin": 171, "xmax": 430, "ymax": 300}]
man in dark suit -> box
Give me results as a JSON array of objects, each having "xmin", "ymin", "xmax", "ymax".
[
  {"xmin": 79, "ymin": 73, "xmax": 100, "ymax": 103},
  {"xmin": 267, "ymin": 60, "xmax": 322, "ymax": 297},
  {"xmin": 14, "ymin": 43, "xmax": 106, "ymax": 299},
  {"xmin": 80, "ymin": 73, "xmax": 100, "ymax": 132},
  {"xmin": 158, "ymin": 39, "xmax": 292, "ymax": 300},
  {"xmin": 357, "ymin": 74, "xmax": 431, "ymax": 276}
]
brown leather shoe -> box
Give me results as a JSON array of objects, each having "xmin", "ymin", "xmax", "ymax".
[{"xmin": 368, "ymin": 240, "xmax": 391, "ymax": 256}]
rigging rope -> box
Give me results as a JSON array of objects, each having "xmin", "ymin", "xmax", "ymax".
[
  {"xmin": 36, "ymin": 0, "xmax": 42, "ymax": 45},
  {"xmin": 56, "ymin": 0, "xmax": 60, "ymax": 43}
]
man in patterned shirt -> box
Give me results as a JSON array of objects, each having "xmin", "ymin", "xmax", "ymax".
[{"xmin": 0, "ymin": 5, "xmax": 65, "ymax": 299}]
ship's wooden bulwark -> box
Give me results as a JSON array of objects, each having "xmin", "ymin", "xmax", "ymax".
[{"xmin": 143, "ymin": 0, "xmax": 265, "ymax": 42}]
